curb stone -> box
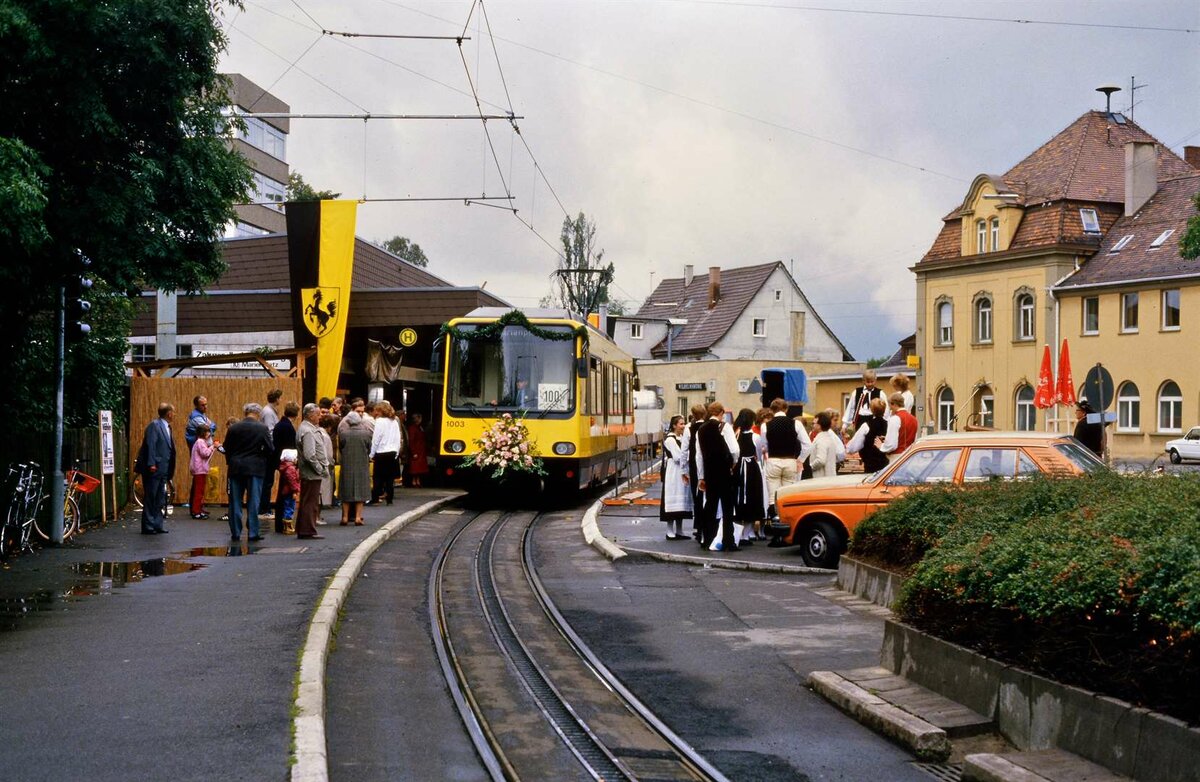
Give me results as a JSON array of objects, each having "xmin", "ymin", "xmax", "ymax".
[
  {"xmin": 620, "ymin": 546, "xmax": 831, "ymax": 575},
  {"xmin": 808, "ymin": 670, "xmax": 951, "ymax": 762},
  {"xmin": 290, "ymin": 493, "xmax": 463, "ymax": 782}
]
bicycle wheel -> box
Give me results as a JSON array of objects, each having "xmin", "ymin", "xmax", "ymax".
[
  {"xmin": 132, "ymin": 473, "xmax": 145, "ymax": 508},
  {"xmin": 62, "ymin": 496, "xmax": 80, "ymax": 540},
  {"xmin": 33, "ymin": 492, "xmax": 62, "ymax": 540},
  {"xmin": 0, "ymin": 506, "xmax": 15, "ymax": 559}
]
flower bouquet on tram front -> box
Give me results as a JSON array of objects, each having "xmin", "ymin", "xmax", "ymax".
[{"xmin": 462, "ymin": 413, "xmax": 547, "ymax": 478}]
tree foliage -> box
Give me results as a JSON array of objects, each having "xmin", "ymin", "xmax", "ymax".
[
  {"xmin": 0, "ymin": 0, "xmax": 252, "ymax": 430},
  {"xmin": 381, "ymin": 235, "xmax": 429, "ymax": 267},
  {"xmin": 549, "ymin": 212, "xmax": 614, "ymax": 316},
  {"xmin": 287, "ymin": 172, "xmax": 340, "ymax": 202},
  {"xmin": 1181, "ymin": 191, "xmax": 1200, "ymax": 260}
]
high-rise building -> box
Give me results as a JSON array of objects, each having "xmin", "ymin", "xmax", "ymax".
[{"xmin": 224, "ymin": 73, "xmax": 289, "ymax": 236}]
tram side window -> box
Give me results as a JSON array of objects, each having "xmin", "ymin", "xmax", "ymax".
[{"xmin": 587, "ymin": 357, "xmax": 601, "ymax": 415}]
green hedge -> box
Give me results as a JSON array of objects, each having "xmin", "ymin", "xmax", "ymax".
[{"xmin": 852, "ymin": 472, "xmax": 1200, "ymax": 723}]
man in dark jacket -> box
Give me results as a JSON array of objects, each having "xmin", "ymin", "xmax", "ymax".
[
  {"xmin": 695, "ymin": 402, "xmax": 740, "ymax": 551},
  {"xmin": 1073, "ymin": 401, "xmax": 1104, "ymax": 457},
  {"xmin": 222, "ymin": 403, "xmax": 273, "ymax": 541},
  {"xmin": 272, "ymin": 401, "xmax": 300, "ymax": 532},
  {"xmin": 136, "ymin": 402, "xmax": 176, "ymax": 534}
]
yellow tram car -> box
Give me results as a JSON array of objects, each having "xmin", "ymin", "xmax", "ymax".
[{"xmin": 438, "ymin": 308, "xmax": 636, "ymax": 491}]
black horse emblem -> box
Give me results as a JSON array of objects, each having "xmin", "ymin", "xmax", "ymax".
[{"xmin": 302, "ymin": 287, "xmax": 339, "ymax": 338}]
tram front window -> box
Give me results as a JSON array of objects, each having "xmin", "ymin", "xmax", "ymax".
[{"xmin": 447, "ymin": 325, "xmax": 576, "ymax": 415}]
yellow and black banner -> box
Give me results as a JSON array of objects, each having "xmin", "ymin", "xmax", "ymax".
[{"xmin": 286, "ymin": 199, "xmax": 358, "ymax": 400}]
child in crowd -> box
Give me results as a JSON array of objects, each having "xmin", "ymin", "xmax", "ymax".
[
  {"xmin": 278, "ymin": 448, "xmax": 300, "ymax": 533},
  {"xmin": 189, "ymin": 423, "xmax": 214, "ymax": 519}
]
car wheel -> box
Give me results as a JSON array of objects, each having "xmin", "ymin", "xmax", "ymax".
[
  {"xmin": 799, "ymin": 520, "xmax": 841, "ymax": 569},
  {"xmin": 1169, "ymin": 449, "xmax": 1182, "ymax": 465}
]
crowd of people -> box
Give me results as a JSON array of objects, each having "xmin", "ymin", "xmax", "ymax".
[
  {"xmin": 659, "ymin": 370, "xmax": 918, "ymax": 551},
  {"xmin": 136, "ymin": 391, "xmax": 431, "ymax": 541}
]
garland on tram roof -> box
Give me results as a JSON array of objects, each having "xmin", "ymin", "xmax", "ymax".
[{"xmin": 438, "ymin": 309, "xmax": 589, "ymax": 343}]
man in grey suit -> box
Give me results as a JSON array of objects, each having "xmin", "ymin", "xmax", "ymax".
[{"xmin": 136, "ymin": 402, "xmax": 177, "ymax": 534}]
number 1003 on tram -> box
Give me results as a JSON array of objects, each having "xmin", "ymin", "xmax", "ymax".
[{"xmin": 438, "ymin": 308, "xmax": 636, "ymax": 492}]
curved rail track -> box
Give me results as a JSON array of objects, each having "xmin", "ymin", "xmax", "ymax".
[{"xmin": 429, "ymin": 510, "xmax": 727, "ymax": 782}]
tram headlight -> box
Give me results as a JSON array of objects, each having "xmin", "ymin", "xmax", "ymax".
[
  {"xmin": 446, "ymin": 440, "xmax": 466, "ymax": 454},
  {"xmin": 552, "ymin": 442, "xmax": 576, "ymax": 456}
]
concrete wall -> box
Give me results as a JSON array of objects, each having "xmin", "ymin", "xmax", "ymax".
[
  {"xmin": 881, "ymin": 620, "xmax": 1200, "ymax": 782},
  {"xmin": 1057, "ymin": 282, "xmax": 1200, "ymax": 460},
  {"xmin": 711, "ymin": 266, "xmax": 845, "ymax": 362}
]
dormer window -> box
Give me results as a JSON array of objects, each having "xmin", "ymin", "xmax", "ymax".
[
  {"xmin": 1110, "ymin": 234, "xmax": 1134, "ymax": 253},
  {"xmin": 990, "ymin": 218, "xmax": 1000, "ymax": 252},
  {"xmin": 976, "ymin": 220, "xmax": 987, "ymax": 254},
  {"xmin": 1080, "ymin": 208, "xmax": 1101, "ymax": 234}
]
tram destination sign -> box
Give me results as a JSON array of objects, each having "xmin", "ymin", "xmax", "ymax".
[{"xmin": 675, "ymin": 382, "xmax": 707, "ymax": 391}]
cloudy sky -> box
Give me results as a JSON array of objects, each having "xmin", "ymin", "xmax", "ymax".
[{"xmin": 217, "ymin": 0, "xmax": 1200, "ymax": 360}]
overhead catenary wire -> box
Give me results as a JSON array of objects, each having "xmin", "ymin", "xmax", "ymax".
[
  {"xmin": 245, "ymin": 31, "xmax": 324, "ymax": 111},
  {"xmin": 658, "ymin": 0, "xmax": 1197, "ymax": 34},
  {"xmin": 229, "ymin": 23, "xmax": 370, "ymax": 112}
]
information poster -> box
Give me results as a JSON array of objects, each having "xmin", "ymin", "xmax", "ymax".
[{"xmin": 99, "ymin": 410, "xmax": 115, "ymax": 476}]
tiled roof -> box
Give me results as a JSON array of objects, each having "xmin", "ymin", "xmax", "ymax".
[
  {"xmin": 922, "ymin": 219, "xmax": 961, "ymax": 262},
  {"xmin": 132, "ymin": 235, "xmax": 506, "ymax": 335},
  {"xmin": 1002, "ymin": 112, "xmax": 1193, "ymax": 204},
  {"xmin": 919, "ymin": 112, "xmax": 1195, "ymax": 265},
  {"xmin": 636, "ymin": 261, "xmax": 780, "ymax": 356},
  {"xmin": 214, "ymin": 235, "xmax": 451, "ymax": 290},
  {"xmin": 1055, "ymin": 174, "xmax": 1200, "ymax": 290}
]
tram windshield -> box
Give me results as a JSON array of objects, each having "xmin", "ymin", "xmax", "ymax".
[{"xmin": 446, "ymin": 325, "xmax": 577, "ymax": 415}]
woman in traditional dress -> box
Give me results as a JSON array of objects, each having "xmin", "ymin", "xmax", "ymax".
[
  {"xmin": 847, "ymin": 397, "xmax": 891, "ymax": 474},
  {"xmin": 732, "ymin": 408, "xmax": 768, "ymax": 543},
  {"xmin": 660, "ymin": 415, "xmax": 693, "ymax": 540}
]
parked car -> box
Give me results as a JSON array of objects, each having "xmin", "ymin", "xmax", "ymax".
[
  {"xmin": 768, "ymin": 432, "xmax": 1107, "ymax": 568},
  {"xmin": 1164, "ymin": 427, "xmax": 1200, "ymax": 464}
]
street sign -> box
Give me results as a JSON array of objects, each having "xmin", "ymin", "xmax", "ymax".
[
  {"xmin": 398, "ymin": 328, "xmax": 418, "ymax": 347},
  {"xmin": 1083, "ymin": 364, "xmax": 1115, "ymax": 410},
  {"xmin": 906, "ymin": 355, "xmax": 920, "ymax": 369}
]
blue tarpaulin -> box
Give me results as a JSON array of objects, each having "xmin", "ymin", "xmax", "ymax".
[{"xmin": 762, "ymin": 368, "xmax": 808, "ymax": 404}]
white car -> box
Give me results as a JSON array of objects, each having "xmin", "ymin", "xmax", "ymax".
[{"xmin": 1165, "ymin": 427, "xmax": 1200, "ymax": 464}]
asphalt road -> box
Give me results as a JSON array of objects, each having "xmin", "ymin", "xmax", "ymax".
[
  {"xmin": 0, "ymin": 492, "xmax": 449, "ymax": 782},
  {"xmin": 327, "ymin": 499, "xmax": 929, "ymax": 781},
  {"xmin": 533, "ymin": 510, "xmax": 930, "ymax": 782}
]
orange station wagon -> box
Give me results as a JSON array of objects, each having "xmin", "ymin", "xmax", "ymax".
[{"xmin": 768, "ymin": 432, "xmax": 1106, "ymax": 569}]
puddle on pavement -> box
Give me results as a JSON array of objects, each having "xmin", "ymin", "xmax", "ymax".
[
  {"xmin": 1, "ymin": 556, "xmax": 207, "ymax": 632},
  {"xmin": 182, "ymin": 544, "xmax": 255, "ymax": 557}
]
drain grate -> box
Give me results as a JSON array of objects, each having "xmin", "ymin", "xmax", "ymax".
[{"xmin": 912, "ymin": 761, "xmax": 963, "ymax": 781}]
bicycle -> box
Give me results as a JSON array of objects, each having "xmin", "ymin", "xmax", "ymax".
[
  {"xmin": 1, "ymin": 462, "xmax": 45, "ymax": 559},
  {"xmin": 132, "ymin": 472, "xmax": 175, "ymax": 516},
  {"xmin": 33, "ymin": 467, "xmax": 101, "ymax": 541}
]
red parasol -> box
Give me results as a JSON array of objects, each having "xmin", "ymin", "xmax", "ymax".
[
  {"xmin": 1034, "ymin": 344, "xmax": 1055, "ymax": 409},
  {"xmin": 1056, "ymin": 339, "xmax": 1076, "ymax": 406}
]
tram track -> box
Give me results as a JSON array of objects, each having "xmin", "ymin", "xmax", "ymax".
[{"xmin": 431, "ymin": 509, "xmax": 728, "ymax": 782}]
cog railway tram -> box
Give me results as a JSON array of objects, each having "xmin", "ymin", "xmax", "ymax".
[{"xmin": 438, "ymin": 308, "xmax": 637, "ymax": 493}]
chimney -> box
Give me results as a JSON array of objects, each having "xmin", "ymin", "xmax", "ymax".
[
  {"xmin": 1185, "ymin": 146, "xmax": 1200, "ymax": 170},
  {"xmin": 708, "ymin": 266, "xmax": 721, "ymax": 310},
  {"xmin": 1125, "ymin": 141, "xmax": 1158, "ymax": 217},
  {"xmin": 684, "ymin": 264, "xmax": 694, "ymax": 286}
]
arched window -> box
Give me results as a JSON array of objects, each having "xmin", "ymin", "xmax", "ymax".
[
  {"xmin": 1117, "ymin": 381, "xmax": 1140, "ymax": 432},
  {"xmin": 937, "ymin": 387, "xmax": 956, "ymax": 432},
  {"xmin": 1015, "ymin": 291, "xmax": 1035, "ymax": 341},
  {"xmin": 977, "ymin": 385, "xmax": 995, "ymax": 429},
  {"xmin": 990, "ymin": 218, "xmax": 1000, "ymax": 252},
  {"xmin": 974, "ymin": 295, "xmax": 993, "ymax": 344},
  {"xmin": 1158, "ymin": 381, "xmax": 1183, "ymax": 433},
  {"xmin": 1015, "ymin": 385, "xmax": 1036, "ymax": 431},
  {"xmin": 976, "ymin": 220, "xmax": 987, "ymax": 254},
  {"xmin": 936, "ymin": 299, "xmax": 953, "ymax": 345}
]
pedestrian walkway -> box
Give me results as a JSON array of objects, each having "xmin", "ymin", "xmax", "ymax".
[
  {"xmin": 594, "ymin": 476, "xmax": 826, "ymax": 573},
  {"xmin": 0, "ymin": 490, "xmax": 455, "ymax": 782}
]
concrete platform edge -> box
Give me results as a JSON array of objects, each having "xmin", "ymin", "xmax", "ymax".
[
  {"xmin": 621, "ymin": 545, "xmax": 830, "ymax": 575},
  {"xmin": 290, "ymin": 493, "xmax": 463, "ymax": 782},
  {"xmin": 808, "ymin": 670, "xmax": 951, "ymax": 761}
]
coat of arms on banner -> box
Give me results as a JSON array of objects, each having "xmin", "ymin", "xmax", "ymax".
[{"xmin": 302, "ymin": 287, "xmax": 339, "ymax": 338}]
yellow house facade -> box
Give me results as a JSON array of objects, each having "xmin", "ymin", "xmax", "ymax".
[{"xmin": 912, "ymin": 110, "xmax": 1200, "ymax": 460}]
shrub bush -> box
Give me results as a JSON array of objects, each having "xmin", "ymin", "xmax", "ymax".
[{"xmin": 878, "ymin": 471, "xmax": 1200, "ymax": 723}]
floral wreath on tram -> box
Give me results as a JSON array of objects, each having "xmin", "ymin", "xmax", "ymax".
[{"xmin": 463, "ymin": 413, "xmax": 547, "ymax": 478}]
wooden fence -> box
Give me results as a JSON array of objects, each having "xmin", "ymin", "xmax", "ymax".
[
  {"xmin": 130, "ymin": 376, "xmax": 304, "ymax": 505},
  {"xmin": 2, "ymin": 425, "xmax": 130, "ymax": 526}
]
